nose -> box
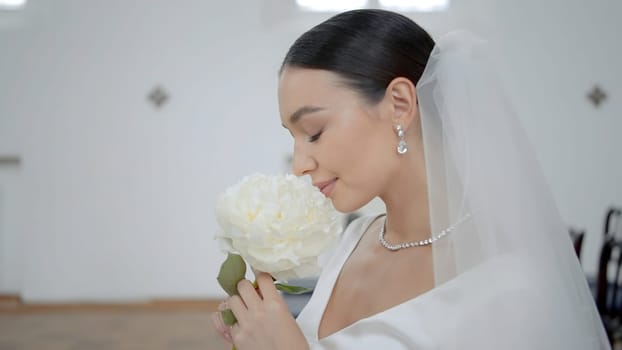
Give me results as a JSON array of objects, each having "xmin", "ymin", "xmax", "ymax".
[{"xmin": 291, "ymin": 142, "xmax": 317, "ymax": 176}]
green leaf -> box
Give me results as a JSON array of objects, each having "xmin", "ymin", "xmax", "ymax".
[
  {"xmin": 221, "ymin": 309, "xmax": 237, "ymax": 326},
  {"xmin": 275, "ymin": 283, "xmax": 312, "ymax": 295},
  {"xmin": 217, "ymin": 253, "xmax": 247, "ymax": 296}
]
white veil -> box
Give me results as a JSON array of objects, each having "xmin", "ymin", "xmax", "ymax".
[{"xmin": 418, "ymin": 31, "xmax": 610, "ymax": 349}]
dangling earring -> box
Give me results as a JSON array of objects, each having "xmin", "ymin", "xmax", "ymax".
[{"xmin": 395, "ymin": 124, "xmax": 408, "ymax": 155}]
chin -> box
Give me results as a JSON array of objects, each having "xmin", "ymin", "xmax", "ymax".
[{"xmin": 331, "ymin": 195, "xmax": 373, "ymax": 214}]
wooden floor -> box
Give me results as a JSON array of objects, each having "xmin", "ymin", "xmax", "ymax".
[
  {"xmin": 0, "ymin": 296, "xmax": 229, "ymax": 350},
  {"xmin": 2, "ymin": 296, "xmax": 619, "ymax": 349}
]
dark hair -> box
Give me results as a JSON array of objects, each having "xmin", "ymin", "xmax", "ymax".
[{"xmin": 280, "ymin": 9, "xmax": 435, "ymax": 104}]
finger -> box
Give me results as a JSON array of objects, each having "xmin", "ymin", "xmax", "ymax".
[
  {"xmin": 228, "ymin": 295, "xmax": 248, "ymax": 325},
  {"xmin": 229, "ymin": 322, "xmax": 242, "ymax": 344},
  {"xmin": 255, "ymin": 272, "xmax": 279, "ymax": 300},
  {"xmin": 237, "ymin": 279, "xmax": 261, "ymax": 309},
  {"xmin": 217, "ymin": 300, "xmax": 227, "ymax": 311},
  {"xmin": 210, "ymin": 312, "xmax": 233, "ymax": 344},
  {"xmin": 211, "ymin": 309, "xmax": 230, "ymax": 334}
]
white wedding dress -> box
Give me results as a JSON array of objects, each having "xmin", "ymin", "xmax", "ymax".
[{"xmin": 296, "ymin": 215, "xmax": 603, "ymax": 349}]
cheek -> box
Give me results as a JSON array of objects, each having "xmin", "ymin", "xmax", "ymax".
[
  {"xmin": 338, "ymin": 123, "xmax": 394, "ymax": 178},
  {"xmin": 328, "ymin": 122, "xmax": 396, "ymax": 206}
]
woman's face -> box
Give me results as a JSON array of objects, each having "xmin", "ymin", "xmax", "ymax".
[{"xmin": 278, "ymin": 67, "xmax": 401, "ymax": 213}]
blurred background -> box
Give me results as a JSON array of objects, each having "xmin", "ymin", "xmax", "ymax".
[{"xmin": 0, "ymin": 0, "xmax": 620, "ymax": 348}]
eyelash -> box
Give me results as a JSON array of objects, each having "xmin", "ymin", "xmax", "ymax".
[{"xmin": 308, "ymin": 130, "xmax": 323, "ymax": 143}]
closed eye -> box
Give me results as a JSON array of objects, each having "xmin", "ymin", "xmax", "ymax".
[{"xmin": 308, "ymin": 130, "xmax": 323, "ymax": 143}]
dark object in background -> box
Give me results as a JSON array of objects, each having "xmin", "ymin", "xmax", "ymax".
[
  {"xmin": 596, "ymin": 206, "xmax": 622, "ymax": 344},
  {"xmin": 605, "ymin": 207, "xmax": 622, "ymax": 240},
  {"xmin": 569, "ymin": 228, "xmax": 585, "ymax": 262}
]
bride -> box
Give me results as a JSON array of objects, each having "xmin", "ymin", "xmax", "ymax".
[{"xmin": 211, "ymin": 9, "xmax": 610, "ymax": 349}]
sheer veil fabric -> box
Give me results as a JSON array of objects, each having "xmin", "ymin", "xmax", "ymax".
[{"xmin": 418, "ymin": 31, "xmax": 610, "ymax": 348}]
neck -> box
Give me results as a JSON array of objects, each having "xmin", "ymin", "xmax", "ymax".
[{"xmin": 379, "ymin": 141, "xmax": 431, "ymax": 244}]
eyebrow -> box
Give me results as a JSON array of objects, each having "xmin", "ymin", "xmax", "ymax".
[{"xmin": 288, "ymin": 106, "xmax": 325, "ymax": 125}]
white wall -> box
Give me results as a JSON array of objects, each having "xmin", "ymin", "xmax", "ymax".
[{"xmin": 0, "ymin": 0, "xmax": 619, "ymax": 302}]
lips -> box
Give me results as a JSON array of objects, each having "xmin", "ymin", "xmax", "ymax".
[{"xmin": 313, "ymin": 178, "xmax": 337, "ymax": 197}]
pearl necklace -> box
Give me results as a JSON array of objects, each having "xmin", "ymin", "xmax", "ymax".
[{"xmin": 378, "ymin": 214, "xmax": 471, "ymax": 251}]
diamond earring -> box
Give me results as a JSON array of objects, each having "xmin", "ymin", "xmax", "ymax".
[{"xmin": 395, "ymin": 124, "xmax": 408, "ymax": 155}]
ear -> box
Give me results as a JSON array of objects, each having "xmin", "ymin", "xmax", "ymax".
[{"xmin": 384, "ymin": 77, "xmax": 418, "ymax": 130}]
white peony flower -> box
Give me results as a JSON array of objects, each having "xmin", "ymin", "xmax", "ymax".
[{"xmin": 215, "ymin": 173, "xmax": 342, "ymax": 281}]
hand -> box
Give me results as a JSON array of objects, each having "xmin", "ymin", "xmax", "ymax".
[
  {"xmin": 228, "ymin": 272, "xmax": 309, "ymax": 350},
  {"xmin": 210, "ymin": 300, "xmax": 233, "ymax": 345}
]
